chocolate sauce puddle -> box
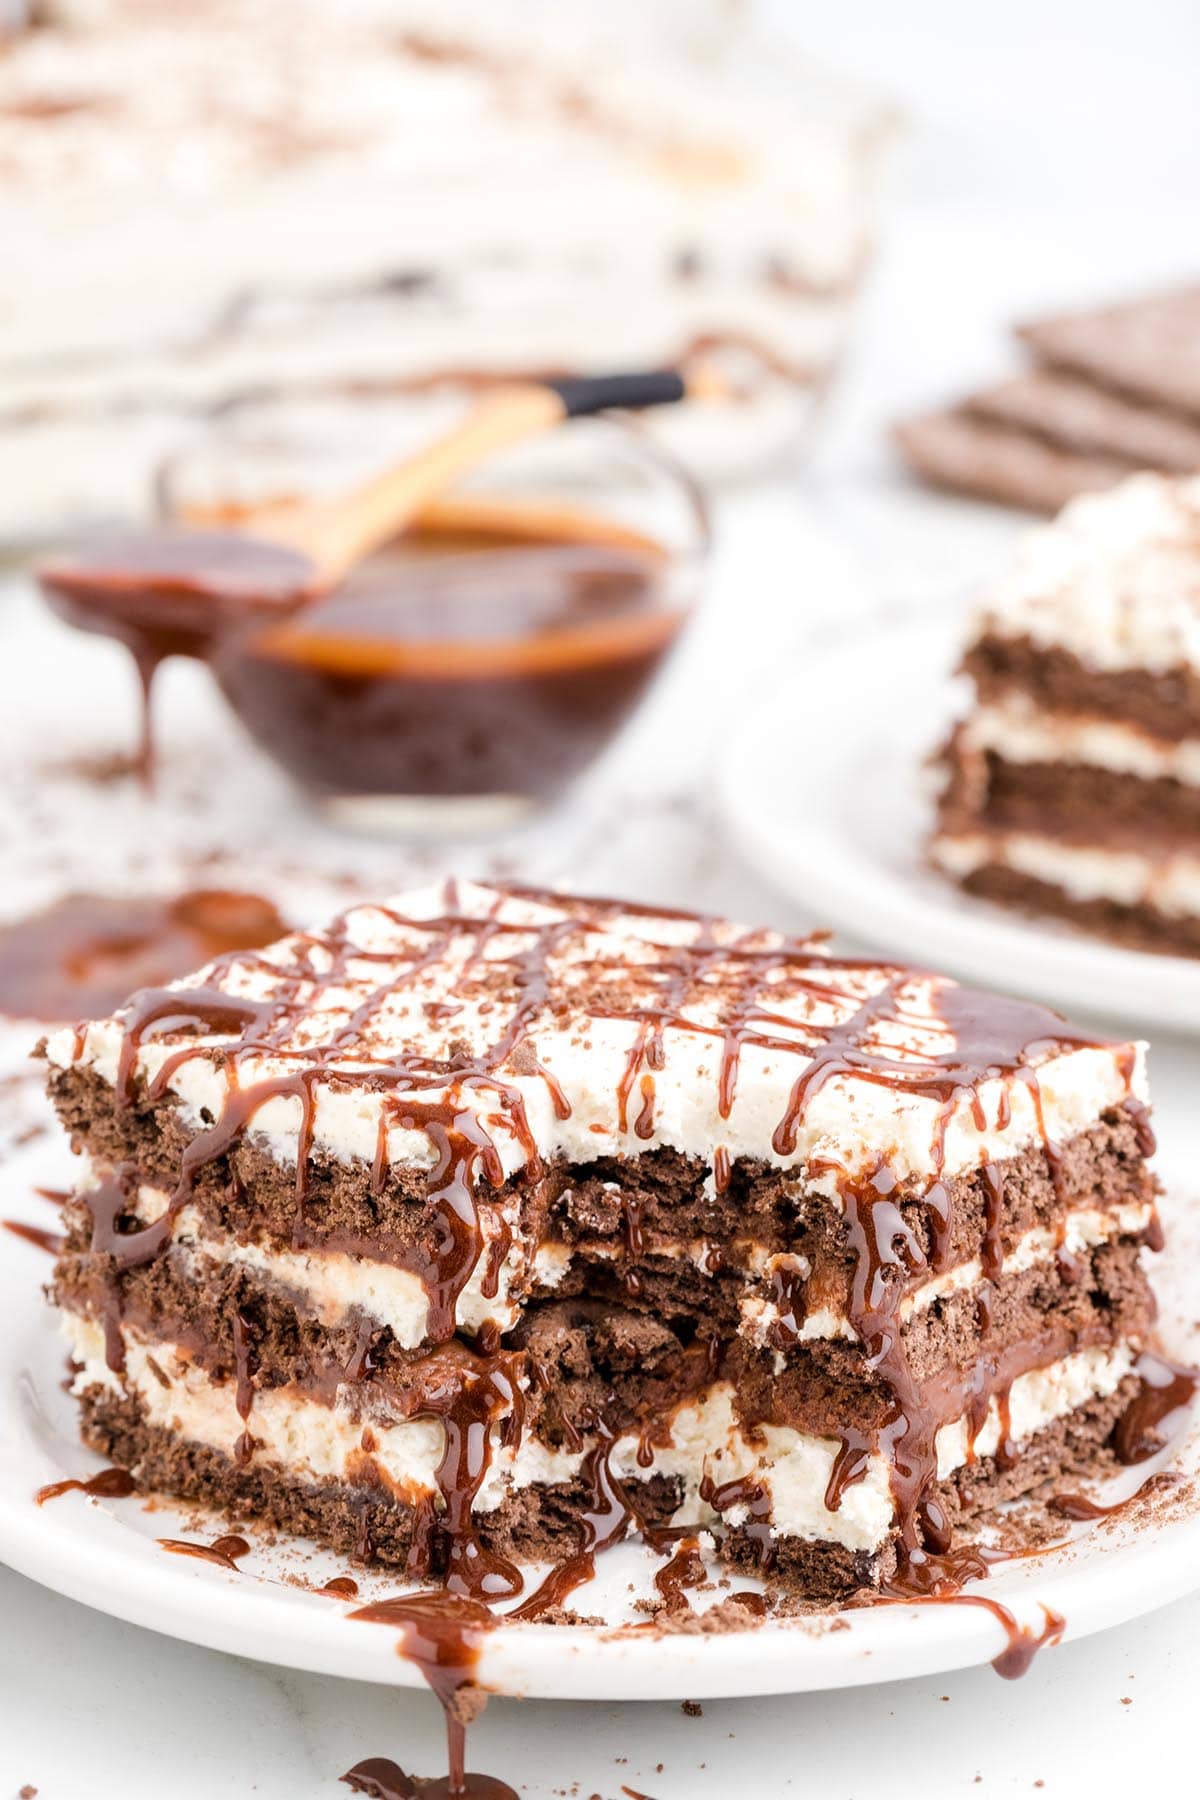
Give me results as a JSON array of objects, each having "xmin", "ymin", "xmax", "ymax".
[
  {"xmin": 160, "ymin": 1532, "xmax": 251, "ymax": 1571},
  {"xmin": 341, "ymin": 1758, "xmax": 417, "ymax": 1799},
  {"xmin": 35, "ymin": 1467, "xmax": 136, "ymax": 1506},
  {"xmin": 0, "ymin": 889, "xmax": 287, "ymax": 1022},
  {"xmin": 347, "ymin": 1591, "xmax": 516, "ymax": 1800},
  {"xmin": 320, "ymin": 1576, "xmax": 361, "ymax": 1600}
]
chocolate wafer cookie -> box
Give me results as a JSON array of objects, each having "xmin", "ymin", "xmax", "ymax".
[
  {"xmin": 893, "ymin": 405, "xmax": 1133, "ymax": 513},
  {"xmin": 1019, "ymin": 284, "xmax": 1200, "ymax": 418}
]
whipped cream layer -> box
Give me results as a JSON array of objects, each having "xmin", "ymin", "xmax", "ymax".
[
  {"xmin": 64, "ymin": 1314, "xmax": 1135, "ymax": 1559},
  {"xmin": 960, "ymin": 693, "xmax": 1200, "ymax": 786},
  {"xmin": 45, "ymin": 879, "xmax": 1144, "ymax": 1196},
  {"xmin": 107, "ymin": 1178, "xmax": 570, "ymax": 1349},
  {"xmin": 975, "ymin": 472, "xmax": 1200, "ymax": 677},
  {"xmin": 932, "ymin": 830, "xmax": 1200, "ymax": 921}
]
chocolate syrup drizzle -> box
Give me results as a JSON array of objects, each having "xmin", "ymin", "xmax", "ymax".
[
  {"xmin": 1051, "ymin": 1470, "xmax": 1181, "ymax": 1522},
  {"xmin": 3, "ymin": 1218, "xmax": 64, "ymax": 1255},
  {"xmin": 57, "ymin": 881, "xmax": 1192, "ymax": 1774}
]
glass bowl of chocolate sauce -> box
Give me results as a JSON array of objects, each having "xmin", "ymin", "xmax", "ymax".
[{"xmin": 204, "ymin": 419, "xmax": 708, "ymax": 833}]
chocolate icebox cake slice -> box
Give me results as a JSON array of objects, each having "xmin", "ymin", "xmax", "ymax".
[
  {"xmin": 932, "ymin": 472, "xmax": 1200, "ymax": 957},
  {"xmin": 44, "ymin": 879, "xmax": 1163, "ymax": 1601}
]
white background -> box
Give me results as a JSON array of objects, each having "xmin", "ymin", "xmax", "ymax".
[{"xmin": 4, "ymin": 1, "xmax": 1200, "ymax": 1795}]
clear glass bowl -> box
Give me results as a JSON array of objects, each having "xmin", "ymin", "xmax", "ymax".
[{"xmin": 205, "ymin": 415, "xmax": 710, "ymax": 835}]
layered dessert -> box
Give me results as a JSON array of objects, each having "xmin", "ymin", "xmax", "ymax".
[
  {"xmin": 45, "ymin": 879, "xmax": 1162, "ymax": 1601},
  {"xmin": 932, "ymin": 473, "xmax": 1200, "ymax": 957}
]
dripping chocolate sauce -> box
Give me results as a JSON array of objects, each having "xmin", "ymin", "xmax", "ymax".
[
  {"xmin": 507, "ymin": 1424, "xmax": 637, "ymax": 1622},
  {"xmin": 963, "ymin": 1598, "xmax": 1066, "ymax": 1681},
  {"xmin": 870, "ymin": 1539, "xmax": 1070, "ymax": 1678},
  {"xmin": 38, "ymin": 531, "xmax": 317, "ymax": 784},
  {"xmin": 346, "ymin": 1592, "xmax": 517, "ymax": 1800},
  {"xmin": 232, "ymin": 1311, "xmax": 259, "ymax": 1467}
]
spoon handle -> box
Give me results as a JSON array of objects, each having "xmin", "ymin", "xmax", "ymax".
[{"xmin": 267, "ymin": 368, "xmax": 700, "ymax": 587}]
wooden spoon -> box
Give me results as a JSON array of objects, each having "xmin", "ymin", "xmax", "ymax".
[{"xmin": 37, "ymin": 368, "xmax": 717, "ymax": 631}]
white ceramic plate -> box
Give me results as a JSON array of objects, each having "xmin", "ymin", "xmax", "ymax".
[
  {"xmin": 714, "ymin": 615, "xmax": 1200, "ymax": 1034},
  {"xmin": 2, "ymin": 1098, "xmax": 1198, "ymax": 1701}
]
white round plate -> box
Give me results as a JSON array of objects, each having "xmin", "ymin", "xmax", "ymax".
[
  {"xmin": 715, "ymin": 615, "xmax": 1200, "ymax": 1034},
  {"xmin": 2, "ymin": 1102, "xmax": 1198, "ymax": 1700}
]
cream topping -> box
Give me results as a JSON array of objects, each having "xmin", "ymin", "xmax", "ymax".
[
  {"xmin": 975, "ymin": 472, "xmax": 1200, "ymax": 676},
  {"xmin": 45, "ymin": 879, "xmax": 1144, "ymax": 1195}
]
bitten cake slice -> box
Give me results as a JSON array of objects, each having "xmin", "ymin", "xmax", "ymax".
[
  {"xmin": 44, "ymin": 879, "xmax": 1165, "ymax": 1603},
  {"xmin": 933, "ymin": 472, "xmax": 1200, "ymax": 957}
]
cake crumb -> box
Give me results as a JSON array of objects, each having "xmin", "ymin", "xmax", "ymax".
[
  {"xmin": 681, "ymin": 1700, "xmax": 703, "ymax": 1717},
  {"xmin": 19, "ymin": 1786, "xmax": 38, "ymax": 1798}
]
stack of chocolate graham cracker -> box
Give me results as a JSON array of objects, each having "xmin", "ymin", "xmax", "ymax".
[{"xmin": 896, "ymin": 285, "xmax": 1200, "ymax": 512}]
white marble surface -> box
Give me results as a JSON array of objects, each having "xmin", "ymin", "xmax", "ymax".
[{"xmin": 5, "ymin": 1, "xmax": 1200, "ymax": 1793}]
